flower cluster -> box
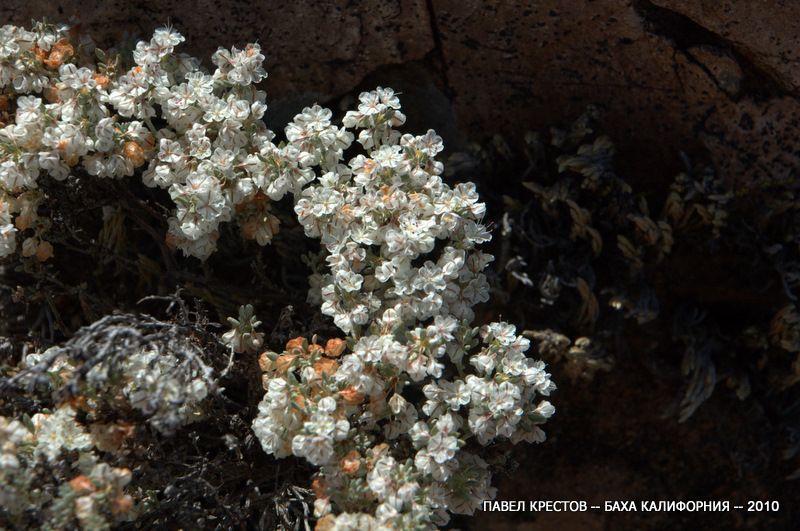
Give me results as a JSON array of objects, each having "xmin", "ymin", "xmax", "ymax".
[
  {"xmin": 0, "ymin": 416, "xmax": 32, "ymax": 514},
  {"xmin": 24, "ymin": 316, "xmax": 216, "ymax": 435},
  {"xmin": 32, "ymin": 404, "xmax": 93, "ymax": 462},
  {"xmin": 252, "ymin": 89, "xmax": 556, "ymax": 528},
  {"xmin": 0, "ymin": 410, "xmax": 135, "ymax": 528},
  {"xmin": 1, "ymin": 21, "xmax": 555, "ymax": 528},
  {"xmin": 0, "ymin": 22, "xmax": 287, "ymax": 260}
]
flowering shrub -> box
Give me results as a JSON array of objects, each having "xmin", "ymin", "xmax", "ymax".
[
  {"xmin": 0, "ymin": 20, "xmax": 555, "ymax": 529},
  {"xmin": 1, "ymin": 21, "xmax": 279, "ymax": 260},
  {"xmin": 252, "ymin": 89, "xmax": 556, "ymax": 528},
  {"xmin": 0, "ymin": 410, "xmax": 136, "ymax": 528},
  {"xmin": 23, "ymin": 313, "xmax": 217, "ymax": 434}
]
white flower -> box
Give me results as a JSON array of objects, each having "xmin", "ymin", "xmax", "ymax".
[
  {"xmin": 427, "ymin": 432, "xmax": 458, "ymax": 464},
  {"xmin": 32, "ymin": 405, "xmax": 92, "ymax": 462}
]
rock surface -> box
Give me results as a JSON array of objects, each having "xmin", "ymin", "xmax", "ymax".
[{"xmin": 3, "ymin": 0, "xmax": 799, "ymax": 186}]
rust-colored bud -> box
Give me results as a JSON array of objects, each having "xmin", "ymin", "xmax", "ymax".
[
  {"xmin": 165, "ymin": 230, "xmax": 181, "ymax": 250},
  {"xmin": 253, "ymin": 190, "xmax": 269, "ymax": 209},
  {"xmin": 308, "ymin": 343, "xmax": 324, "ymax": 357},
  {"xmin": 339, "ymin": 386, "xmax": 364, "ymax": 406},
  {"xmin": 69, "ymin": 475, "xmax": 95, "ymax": 494},
  {"xmin": 123, "ymin": 141, "xmax": 146, "ymax": 168},
  {"xmin": 111, "ymin": 495, "xmax": 134, "ymax": 514},
  {"xmin": 275, "ymin": 354, "xmax": 297, "ymax": 374},
  {"xmin": 89, "ymin": 422, "xmax": 135, "ymax": 453},
  {"xmin": 315, "ymin": 515, "xmax": 335, "ymax": 531},
  {"xmin": 324, "ymin": 338, "xmax": 346, "ymax": 358},
  {"xmin": 285, "ymin": 336, "xmax": 306, "ymax": 354},
  {"xmin": 258, "ymin": 352, "xmax": 273, "ymax": 372},
  {"xmin": 43, "ymin": 86, "xmax": 61, "ymax": 103},
  {"xmin": 311, "ymin": 477, "xmax": 328, "ymax": 499},
  {"xmin": 32, "ymin": 45, "xmax": 47, "ymax": 62},
  {"xmin": 313, "ymin": 358, "xmax": 338, "ymax": 378},
  {"xmin": 92, "ymin": 73, "xmax": 110, "ymax": 88},
  {"xmin": 44, "ymin": 39, "xmax": 74, "ymax": 70},
  {"xmin": 340, "ymin": 450, "xmax": 361, "ymax": 476},
  {"xmin": 35, "ymin": 241, "xmax": 54, "ymax": 262},
  {"xmin": 293, "ymin": 394, "xmax": 306, "ymax": 409}
]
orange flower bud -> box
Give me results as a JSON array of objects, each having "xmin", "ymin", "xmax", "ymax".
[
  {"xmin": 65, "ymin": 394, "xmax": 88, "ymax": 411},
  {"xmin": 324, "ymin": 338, "xmax": 346, "ymax": 358},
  {"xmin": 313, "ymin": 358, "xmax": 338, "ymax": 378},
  {"xmin": 44, "ymin": 39, "xmax": 74, "ymax": 70},
  {"xmin": 369, "ymin": 394, "xmax": 387, "ymax": 416},
  {"xmin": 111, "ymin": 494, "xmax": 134, "ymax": 514},
  {"xmin": 340, "ymin": 450, "xmax": 361, "ymax": 476},
  {"xmin": 32, "ymin": 45, "xmax": 47, "ymax": 62},
  {"xmin": 123, "ymin": 141, "xmax": 146, "ymax": 168},
  {"xmin": 258, "ymin": 352, "xmax": 273, "ymax": 372},
  {"xmin": 64, "ymin": 152, "xmax": 80, "ymax": 167},
  {"xmin": 43, "ymin": 86, "xmax": 61, "ymax": 103},
  {"xmin": 165, "ymin": 231, "xmax": 181, "ymax": 250},
  {"xmin": 253, "ymin": 190, "xmax": 269, "ymax": 209},
  {"xmin": 285, "ymin": 336, "xmax": 306, "ymax": 354},
  {"xmin": 69, "ymin": 475, "xmax": 95, "ymax": 494},
  {"xmin": 92, "ymin": 73, "xmax": 110, "ymax": 88},
  {"xmin": 275, "ymin": 354, "xmax": 297, "ymax": 374},
  {"xmin": 293, "ymin": 394, "xmax": 306, "ymax": 409},
  {"xmin": 35, "ymin": 241, "xmax": 54, "ymax": 262},
  {"xmin": 315, "ymin": 515, "xmax": 335, "ymax": 531},
  {"xmin": 89, "ymin": 422, "xmax": 135, "ymax": 453},
  {"xmin": 339, "ymin": 386, "xmax": 364, "ymax": 406}
]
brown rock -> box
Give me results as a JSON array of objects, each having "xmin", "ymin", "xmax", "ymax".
[
  {"xmin": 430, "ymin": 0, "xmax": 717, "ymax": 185},
  {"xmin": 650, "ymin": 0, "xmax": 800, "ymax": 93},
  {"xmin": 430, "ymin": 0, "xmax": 800, "ymax": 186},
  {"xmin": 701, "ymin": 97, "xmax": 800, "ymax": 189},
  {"xmin": 687, "ymin": 46, "xmax": 742, "ymax": 96}
]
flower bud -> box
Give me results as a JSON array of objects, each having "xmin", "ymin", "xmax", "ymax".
[
  {"xmin": 324, "ymin": 338, "xmax": 346, "ymax": 358},
  {"xmin": 44, "ymin": 39, "xmax": 74, "ymax": 70},
  {"xmin": 315, "ymin": 514, "xmax": 335, "ymax": 531},
  {"xmin": 313, "ymin": 358, "xmax": 338, "ymax": 378},
  {"xmin": 111, "ymin": 495, "xmax": 134, "ymax": 514},
  {"xmin": 285, "ymin": 336, "xmax": 306, "ymax": 355},
  {"xmin": 69, "ymin": 475, "xmax": 95, "ymax": 494},
  {"xmin": 339, "ymin": 450, "xmax": 361, "ymax": 476},
  {"xmin": 311, "ymin": 477, "xmax": 328, "ymax": 499},
  {"xmin": 35, "ymin": 241, "xmax": 54, "ymax": 262},
  {"xmin": 258, "ymin": 351, "xmax": 274, "ymax": 372},
  {"xmin": 339, "ymin": 386, "xmax": 364, "ymax": 406},
  {"xmin": 123, "ymin": 141, "xmax": 146, "ymax": 168},
  {"xmin": 275, "ymin": 354, "xmax": 297, "ymax": 374},
  {"xmin": 92, "ymin": 73, "xmax": 110, "ymax": 89}
]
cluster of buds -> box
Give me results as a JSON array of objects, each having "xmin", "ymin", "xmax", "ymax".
[{"xmin": 58, "ymin": 460, "xmax": 135, "ymax": 528}]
